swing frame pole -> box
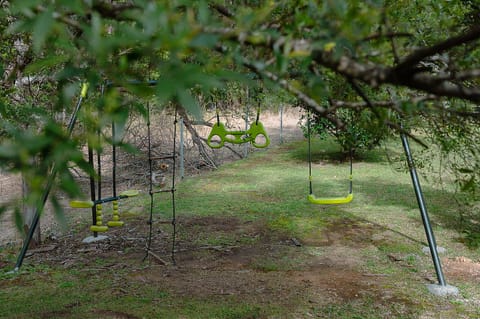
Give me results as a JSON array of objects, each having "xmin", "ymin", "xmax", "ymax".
[
  {"xmin": 279, "ymin": 104, "xmax": 284, "ymax": 145},
  {"xmin": 144, "ymin": 101, "xmax": 155, "ymax": 259},
  {"xmin": 88, "ymin": 143, "xmax": 98, "ymax": 238},
  {"xmin": 243, "ymin": 87, "xmax": 250, "ymax": 158},
  {"xmin": 13, "ymin": 83, "xmax": 88, "ymax": 271},
  {"xmin": 400, "ymin": 131, "xmax": 446, "ymax": 286}
]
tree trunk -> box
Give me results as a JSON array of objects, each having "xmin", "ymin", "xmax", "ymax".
[
  {"xmin": 22, "ymin": 176, "xmax": 41, "ymax": 247},
  {"xmin": 176, "ymin": 106, "xmax": 218, "ymax": 169}
]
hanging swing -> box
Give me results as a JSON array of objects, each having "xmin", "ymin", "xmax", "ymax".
[
  {"xmin": 206, "ymin": 104, "xmax": 270, "ymax": 149},
  {"xmin": 306, "ymin": 111, "xmax": 353, "ymax": 205}
]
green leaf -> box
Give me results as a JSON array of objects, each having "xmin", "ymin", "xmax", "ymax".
[
  {"xmin": 51, "ymin": 196, "xmax": 67, "ymax": 229},
  {"xmin": 14, "ymin": 206, "xmax": 24, "ymax": 233},
  {"xmin": 32, "ymin": 7, "xmax": 55, "ymax": 53},
  {"xmin": 176, "ymin": 89, "xmax": 202, "ymax": 120},
  {"xmin": 197, "ymin": 0, "xmax": 210, "ymax": 24},
  {"xmin": 190, "ymin": 34, "xmax": 219, "ymax": 48},
  {"xmin": 24, "ymin": 55, "xmax": 69, "ymax": 74}
]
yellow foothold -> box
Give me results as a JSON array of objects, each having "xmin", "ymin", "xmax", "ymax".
[
  {"xmin": 90, "ymin": 225, "xmax": 109, "ymax": 232},
  {"xmin": 108, "ymin": 200, "xmax": 124, "ymax": 227},
  {"xmin": 70, "ymin": 200, "xmax": 94, "ymax": 208},
  {"xmin": 108, "ymin": 221, "xmax": 124, "ymax": 227},
  {"xmin": 324, "ymin": 42, "xmax": 336, "ymax": 52},
  {"xmin": 81, "ymin": 82, "xmax": 89, "ymax": 98}
]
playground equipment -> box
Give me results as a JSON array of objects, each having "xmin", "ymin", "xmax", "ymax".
[
  {"xmin": 69, "ymin": 84, "xmax": 139, "ymax": 236},
  {"xmin": 306, "ymin": 110, "xmax": 353, "ymax": 205},
  {"xmin": 207, "ymin": 105, "xmax": 270, "ymax": 149},
  {"xmin": 70, "ymin": 190, "xmax": 139, "ymax": 232}
]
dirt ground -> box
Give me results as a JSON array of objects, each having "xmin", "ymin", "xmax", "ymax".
[{"xmin": 23, "ymin": 215, "xmax": 399, "ymax": 312}]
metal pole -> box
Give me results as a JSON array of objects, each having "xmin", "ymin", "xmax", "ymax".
[
  {"xmin": 97, "ymin": 131, "xmax": 102, "ymax": 203},
  {"xmin": 179, "ymin": 117, "xmax": 185, "ymax": 179},
  {"xmin": 88, "ymin": 144, "xmax": 98, "ymax": 238},
  {"xmin": 112, "ymin": 121, "xmax": 117, "ymax": 197},
  {"xmin": 280, "ymin": 105, "xmax": 284, "ymax": 145},
  {"xmin": 14, "ymin": 83, "xmax": 88, "ymax": 271},
  {"xmin": 400, "ymin": 132, "xmax": 446, "ymax": 286},
  {"xmin": 244, "ymin": 87, "xmax": 249, "ymax": 158}
]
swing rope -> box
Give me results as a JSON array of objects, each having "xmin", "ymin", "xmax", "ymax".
[
  {"xmin": 171, "ymin": 107, "xmax": 178, "ymax": 265},
  {"xmin": 307, "ymin": 110, "xmax": 354, "ymax": 205},
  {"xmin": 145, "ymin": 101, "xmax": 154, "ymax": 255},
  {"xmin": 215, "ymin": 103, "xmax": 221, "ymax": 126}
]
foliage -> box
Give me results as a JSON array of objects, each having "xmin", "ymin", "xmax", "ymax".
[
  {"xmin": 302, "ymin": 108, "xmax": 392, "ymax": 157},
  {"xmin": 416, "ymin": 110, "xmax": 480, "ymax": 248}
]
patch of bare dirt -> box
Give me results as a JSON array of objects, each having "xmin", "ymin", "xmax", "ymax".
[
  {"xmin": 302, "ymin": 217, "xmax": 385, "ymax": 247},
  {"xmin": 92, "ymin": 310, "xmax": 141, "ymax": 319},
  {"xmin": 443, "ymin": 256, "xmax": 480, "ymax": 283}
]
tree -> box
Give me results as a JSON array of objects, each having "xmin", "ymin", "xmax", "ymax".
[{"xmin": 1, "ymin": 0, "xmax": 480, "ymax": 232}]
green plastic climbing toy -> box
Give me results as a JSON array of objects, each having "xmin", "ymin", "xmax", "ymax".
[{"xmin": 207, "ymin": 106, "xmax": 270, "ymax": 149}]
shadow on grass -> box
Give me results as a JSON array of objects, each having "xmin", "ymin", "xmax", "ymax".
[
  {"xmin": 288, "ymin": 138, "xmax": 404, "ymax": 164},
  {"xmin": 353, "ymin": 178, "xmax": 479, "ymax": 244}
]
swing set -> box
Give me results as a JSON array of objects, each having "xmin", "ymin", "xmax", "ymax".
[
  {"xmin": 306, "ymin": 111, "xmax": 353, "ymax": 205},
  {"xmin": 11, "ymin": 80, "xmax": 453, "ymax": 295},
  {"xmin": 68, "ymin": 82, "xmax": 177, "ymax": 261}
]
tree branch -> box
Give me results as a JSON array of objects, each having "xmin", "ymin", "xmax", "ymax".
[
  {"xmin": 394, "ymin": 25, "xmax": 480, "ymax": 72},
  {"xmin": 211, "ymin": 25, "xmax": 480, "ymax": 103},
  {"xmin": 361, "ymin": 31, "xmax": 413, "ymax": 42},
  {"xmin": 176, "ymin": 106, "xmax": 217, "ymax": 169},
  {"xmin": 209, "ymin": 3, "xmax": 234, "ymax": 18},
  {"xmin": 349, "ymin": 80, "xmax": 429, "ymax": 148},
  {"xmin": 91, "ymin": 1, "xmax": 139, "ymax": 20}
]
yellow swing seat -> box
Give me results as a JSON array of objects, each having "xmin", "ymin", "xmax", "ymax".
[{"xmin": 307, "ymin": 192, "xmax": 353, "ymax": 205}]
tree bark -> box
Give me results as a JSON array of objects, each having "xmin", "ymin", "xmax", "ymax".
[
  {"xmin": 22, "ymin": 177, "xmax": 41, "ymax": 247},
  {"xmin": 176, "ymin": 107, "xmax": 218, "ymax": 169}
]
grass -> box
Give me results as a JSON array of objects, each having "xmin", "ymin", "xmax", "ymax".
[{"xmin": 1, "ymin": 137, "xmax": 480, "ymax": 318}]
